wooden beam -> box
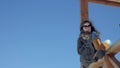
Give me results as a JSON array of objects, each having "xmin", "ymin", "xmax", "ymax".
[
  {"xmin": 107, "ymin": 40, "xmax": 120, "ymax": 55},
  {"xmin": 80, "ymin": 0, "xmax": 89, "ymax": 22},
  {"xmin": 89, "ymin": 0, "xmax": 120, "ymax": 7},
  {"xmin": 108, "ymin": 0, "xmax": 120, "ymax": 3},
  {"xmin": 109, "ymin": 55, "xmax": 120, "ymax": 67}
]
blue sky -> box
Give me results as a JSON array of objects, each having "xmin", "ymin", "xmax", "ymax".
[{"xmin": 0, "ymin": 0, "xmax": 120, "ymax": 68}]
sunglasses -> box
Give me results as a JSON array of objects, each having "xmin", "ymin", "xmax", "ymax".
[{"xmin": 82, "ymin": 24, "xmax": 91, "ymax": 27}]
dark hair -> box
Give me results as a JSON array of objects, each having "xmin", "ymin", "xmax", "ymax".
[{"xmin": 80, "ymin": 20, "xmax": 99, "ymax": 34}]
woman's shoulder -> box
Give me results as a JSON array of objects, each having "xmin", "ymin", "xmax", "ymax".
[{"xmin": 92, "ymin": 31, "xmax": 99, "ymax": 38}]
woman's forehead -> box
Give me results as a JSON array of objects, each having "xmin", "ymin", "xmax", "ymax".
[{"xmin": 83, "ymin": 22, "xmax": 90, "ymax": 25}]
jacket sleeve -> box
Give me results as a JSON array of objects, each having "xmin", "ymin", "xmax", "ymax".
[{"xmin": 77, "ymin": 37, "xmax": 84, "ymax": 55}]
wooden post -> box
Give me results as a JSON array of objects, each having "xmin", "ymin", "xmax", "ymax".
[{"xmin": 80, "ymin": 0, "xmax": 89, "ymax": 23}]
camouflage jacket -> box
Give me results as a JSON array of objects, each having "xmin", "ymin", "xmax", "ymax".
[{"xmin": 77, "ymin": 32, "xmax": 99, "ymax": 67}]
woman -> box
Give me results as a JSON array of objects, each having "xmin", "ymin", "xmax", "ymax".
[{"xmin": 77, "ymin": 20, "xmax": 102, "ymax": 68}]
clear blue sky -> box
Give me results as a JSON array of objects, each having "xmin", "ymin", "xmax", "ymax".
[{"xmin": 0, "ymin": 0, "xmax": 120, "ymax": 68}]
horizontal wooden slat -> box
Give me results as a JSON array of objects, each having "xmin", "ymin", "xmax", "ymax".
[
  {"xmin": 89, "ymin": 0, "xmax": 120, "ymax": 7},
  {"xmin": 108, "ymin": 0, "xmax": 120, "ymax": 3}
]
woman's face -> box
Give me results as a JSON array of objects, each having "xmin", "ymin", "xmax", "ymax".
[{"xmin": 82, "ymin": 22, "xmax": 91, "ymax": 32}]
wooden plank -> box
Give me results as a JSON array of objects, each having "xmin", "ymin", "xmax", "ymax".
[
  {"xmin": 108, "ymin": 0, "xmax": 120, "ymax": 3},
  {"xmin": 109, "ymin": 55, "xmax": 120, "ymax": 67},
  {"xmin": 89, "ymin": 0, "xmax": 120, "ymax": 7},
  {"xmin": 80, "ymin": 0, "xmax": 89, "ymax": 22},
  {"xmin": 107, "ymin": 40, "xmax": 120, "ymax": 55}
]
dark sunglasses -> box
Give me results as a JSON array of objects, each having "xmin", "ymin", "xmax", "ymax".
[{"xmin": 82, "ymin": 25, "xmax": 91, "ymax": 27}]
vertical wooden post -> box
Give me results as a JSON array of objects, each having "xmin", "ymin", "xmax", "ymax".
[{"xmin": 80, "ymin": 0, "xmax": 89, "ymax": 23}]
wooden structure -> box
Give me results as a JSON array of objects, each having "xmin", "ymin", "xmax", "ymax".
[
  {"xmin": 80, "ymin": 0, "xmax": 120, "ymax": 68},
  {"xmin": 89, "ymin": 40, "xmax": 120, "ymax": 68},
  {"xmin": 80, "ymin": 0, "xmax": 120, "ymax": 22}
]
